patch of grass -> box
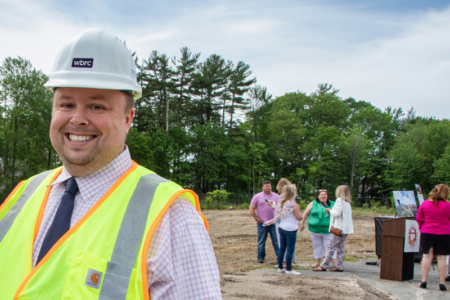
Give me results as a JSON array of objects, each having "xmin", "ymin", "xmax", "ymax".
[
  {"xmin": 239, "ymin": 203, "xmax": 250, "ymax": 209},
  {"xmin": 242, "ymin": 265, "xmax": 260, "ymax": 272},
  {"xmin": 352, "ymin": 209, "xmax": 380, "ymax": 217},
  {"xmin": 352, "ymin": 206, "xmax": 395, "ymax": 216},
  {"xmin": 344, "ymin": 256, "xmax": 359, "ymax": 262}
]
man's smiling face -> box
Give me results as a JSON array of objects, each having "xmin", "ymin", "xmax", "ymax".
[{"xmin": 50, "ymin": 87, "xmax": 134, "ymax": 176}]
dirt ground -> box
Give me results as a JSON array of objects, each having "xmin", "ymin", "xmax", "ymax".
[{"xmin": 204, "ymin": 209, "xmax": 389, "ymax": 299}]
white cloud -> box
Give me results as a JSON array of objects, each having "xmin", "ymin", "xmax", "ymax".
[
  {"xmin": 247, "ymin": 5, "xmax": 450, "ymax": 119},
  {"xmin": 321, "ymin": 7, "xmax": 450, "ymax": 118},
  {"xmin": 1, "ymin": 0, "xmax": 450, "ymax": 119},
  {"xmin": 0, "ymin": 1, "xmax": 85, "ymax": 74}
]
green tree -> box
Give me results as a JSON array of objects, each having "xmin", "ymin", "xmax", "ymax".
[
  {"xmin": 226, "ymin": 61, "xmax": 256, "ymax": 134},
  {"xmin": 248, "ymin": 85, "xmax": 272, "ymax": 143},
  {"xmin": 0, "ymin": 57, "xmax": 54, "ymax": 195},
  {"xmin": 172, "ymin": 47, "xmax": 200, "ymax": 127},
  {"xmin": 340, "ymin": 125, "xmax": 372, "ymax": 191},
  {"xmin": 194, "ymin": 55, "xmax": 228, "ymax": 124},
  {"xmin": 387, "ymin": 135, "xmax": 426, "ymax": 190},
  {"xmin": 141, "ymin": 51, "xmax": 175, "ymax": 135},
  {"xmin": 190, "ymin": 122, "xmax": 229, "ymax": 193},
  {"xmin": 432, "ymin": 145, "xmax": 450, "ymax": 184}
]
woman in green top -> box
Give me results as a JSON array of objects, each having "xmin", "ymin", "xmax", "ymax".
[{"xmin": 300, "ymin": 189, "xmax": 337, "ymax": 268}]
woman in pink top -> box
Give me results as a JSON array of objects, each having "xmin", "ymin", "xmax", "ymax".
[{"xmin": 416, "ymin": 184, "xmax": 450, "ymax": 291}]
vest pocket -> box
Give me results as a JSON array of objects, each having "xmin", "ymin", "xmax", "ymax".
[
  {"xmin": 99, "ymin": 261, "xmax": 134, "ymax": 299},
  {"xmin": 61, "ymin": 250, "xmax": 108, "ymax": 299}
]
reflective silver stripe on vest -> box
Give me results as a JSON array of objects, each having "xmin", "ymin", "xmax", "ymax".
[
  {"xmin": 98, "ymin": 173, "xmax": 169, "ymax": 300},
  {"xmin": 0, "ymin": 171, "xmax": 53, "ymax": 243}
]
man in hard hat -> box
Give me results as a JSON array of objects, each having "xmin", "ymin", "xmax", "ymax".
[{"xmin": 0, "ymin": 28, "xmax": 221, "ymax": 299}]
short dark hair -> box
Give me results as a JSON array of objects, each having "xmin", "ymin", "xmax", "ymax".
[
  {"xmin": 262, "ymin": 180, "xmax": 271, "ymax": 186},
  {"xmin": 122, "ymin": 91, "xmax": 135, "ymax": 113},
  {"xmin": 315, "ymin": 190, "xmax": 330, "ymax": 206}
]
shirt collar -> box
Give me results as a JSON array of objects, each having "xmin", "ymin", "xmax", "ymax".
[
  {"xmin": 263, "ymin": 191, "xmax": 275, "ymax": 198},
  {"xmin": 49, "ymin": 146, "xmax": 133, "ymax": 202}
]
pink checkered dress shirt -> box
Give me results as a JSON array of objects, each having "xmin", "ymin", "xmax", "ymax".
[{"xmin": 32, "ymin": 147, "xmax": 221, "ymax": 299}]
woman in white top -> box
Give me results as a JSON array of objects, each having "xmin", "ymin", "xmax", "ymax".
[
  {"xmin": 274, "ymin": 178, "xmax": 296, "ymax": 266},
  {"xmin": 264, "ymin": 184, "xmax": 302, "ymax": 275},
  {"xmin": 313, "ymin": 185, "xmax": 354, "ymax": 272}
]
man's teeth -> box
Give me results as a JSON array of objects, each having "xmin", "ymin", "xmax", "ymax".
[{"xmin": 69, "ymin": 135, "xmax": 93, "ymax": 141}]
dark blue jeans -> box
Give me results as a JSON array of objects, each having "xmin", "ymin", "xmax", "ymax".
[
  {"xmin": 278, "ymin": 227, "xmax": 298, "ymax": 271},
  {"xmin": 257, "ymin": 223, "xmax": 279, "ymax": 261}
]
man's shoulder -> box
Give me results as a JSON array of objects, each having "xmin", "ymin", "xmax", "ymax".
[
  {"xmin": 27, "ymin": 168, "xmax": 61, "ymax": 183},
  {"xmin": 250, "ymin": 192, "xmax": 263, "ymax": 204},
  {"xmin": 252, "ymin": 191, "xmax": 266, "ymax": 200}
]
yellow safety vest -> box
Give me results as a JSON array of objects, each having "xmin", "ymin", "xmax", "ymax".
[{"xmin": 0, "ymin": 162, "xmax": 207, "ymax": 300}]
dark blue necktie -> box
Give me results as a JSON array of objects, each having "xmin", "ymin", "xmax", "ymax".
[{"xmin": 37, "ymin": 178, "xmax": 78, "ymax": 264}]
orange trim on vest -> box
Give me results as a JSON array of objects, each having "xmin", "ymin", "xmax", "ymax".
[
  {"xmin": 13, "ymin": 162, "xmax": 138, "ymax": 300},
  {"xmin": 0, "ymin": 181, "xmax": 26, "ymax": 213},
  {"xmin": 193, "ymin": 193, "xmax": 209, "ymax": 232},
  {"xmin": 140, "ymin": 189, "xmax": 205, "ymax": 300},
  {"xmin": 33, "ymin": 169, "xmax": 63, "ymax": 242}
]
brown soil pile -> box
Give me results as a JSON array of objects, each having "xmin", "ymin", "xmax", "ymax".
[{"xmin": 204, "ymin": 209, "xmax": 390, "ymax": 299}]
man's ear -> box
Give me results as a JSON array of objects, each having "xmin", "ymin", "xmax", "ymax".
[{"xmin": 125, "ymin": 109, "xmax": 135, "ymax": 134}]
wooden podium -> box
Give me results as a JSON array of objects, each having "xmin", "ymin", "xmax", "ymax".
[{"xmin": 380, "ymin": 217, "xmax": 415, "ymax": 281}]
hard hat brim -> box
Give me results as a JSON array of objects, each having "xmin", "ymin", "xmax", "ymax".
[{"xmin": 44, "ymin": 71, "xmax": 142, "ymax": 100}]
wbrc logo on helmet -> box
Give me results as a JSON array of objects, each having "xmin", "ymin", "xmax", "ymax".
[
  {"xmin": 72, "ymin": 58, "xmax": 94, "ymax": 68},
  {"xmin": 85, "ymin": 268, "xmax": 103, "ymax": 289}
]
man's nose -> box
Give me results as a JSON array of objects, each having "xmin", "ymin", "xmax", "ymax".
[{"xmin": 70, "ymin": 107, "xmax": 89, "ymax": 127}]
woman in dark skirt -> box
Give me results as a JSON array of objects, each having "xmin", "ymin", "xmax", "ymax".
[{"xmin": 416, "ymin": 184, "xmax": 450, "ymax": 291}]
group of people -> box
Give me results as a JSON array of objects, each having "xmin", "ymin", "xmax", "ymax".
[
  {"xmin": 250, "ymin": 179, "xmax": 450, "ymax": 292},
  {"xmin": 249, "ymin": 179, "xmax": 354, "ymax": 275}
]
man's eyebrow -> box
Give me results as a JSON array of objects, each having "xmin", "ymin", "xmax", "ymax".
[
  {"xmin": 55, "ymin": 95, "xmax": 73, "ymax": 100},
  {"xmin": 88, "ymin": 95, "xmax": 108, "ymax": 100}
]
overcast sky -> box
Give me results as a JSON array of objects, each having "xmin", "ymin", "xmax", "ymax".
[{"xmin": 1, "ymin": 0, "xmax": 449, "ymax": 119}]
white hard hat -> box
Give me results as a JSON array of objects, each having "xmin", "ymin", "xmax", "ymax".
[{"xmin": 44, "ymin": 28, "xmax": 142, "ymax": 100}]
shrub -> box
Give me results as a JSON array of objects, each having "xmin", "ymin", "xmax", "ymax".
[
  {"xmin": 297, "ymin": 198, "xmax": 308, "ymax": 210},
  {"xmin": 240, "ymin": 203, "xmax": 250, "ymax": 209},
  {"xmin": 370, "ymin": 199, "xmax": 381, "ymax": 209},
  {"xmin": 204, "ymin": 190, "xmax": 231, "ymax": 209},
  {"xmin": 378, "ymin": 205, "xmax": 396, "ymax": 214},
  {"xmin": 204, "ymin": 196, "xmax": 214, "ymax": 210}
]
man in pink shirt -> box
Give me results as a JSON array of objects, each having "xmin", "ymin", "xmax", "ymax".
[{"xmin": 250, "ymin": 180, "xmax": 279, "ymax": 263}]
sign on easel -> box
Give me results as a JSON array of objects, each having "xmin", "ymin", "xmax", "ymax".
[
  {"xmin": 392, "ymin": 191, "xmax": 417, "ymax": 217},
  {"xmin": 415, "ymin": 184, "xmax": 424, "ymax": 206},
  {"xmin": 404, "ymin": 219, "xmax": 420, "ymax": 252}
]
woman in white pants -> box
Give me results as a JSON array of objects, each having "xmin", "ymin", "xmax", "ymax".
[
  {"xmin": 314, "ymin": 185, "xmax": 354, "ymax": 272},
  {"xmin": 300, "ymin": 189, "xmax": 337, "ymax": 268}
]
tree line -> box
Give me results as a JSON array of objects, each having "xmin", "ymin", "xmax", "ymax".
[{"xmin": 0, "ymin": 52, "xmax": 448, "ymax": 201}]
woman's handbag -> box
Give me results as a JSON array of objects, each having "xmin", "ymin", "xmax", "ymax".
[
  {"xmin": 330, "ymin": 226, "xmax": 342, "ymax": 236},
  {"xmin": 330, "ymin": 199, "xmax": 343, "ymax": 236}
]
